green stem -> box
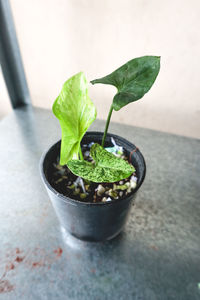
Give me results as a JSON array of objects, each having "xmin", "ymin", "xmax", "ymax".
[
  {"xmin": 102, "ymin": 104, "xmax": 114, "ymax": 147},
  {"xmin": 79, "ymin": 147, "xmax": 84, "ymax": 160}
]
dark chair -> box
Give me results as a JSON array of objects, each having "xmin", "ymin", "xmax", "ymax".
[{"xmin": 0, "ymin": 0, "xmax": 30, "ymax": 108}]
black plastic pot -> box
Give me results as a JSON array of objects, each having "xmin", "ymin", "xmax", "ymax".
[{"xmin": 40, "ymin": 132, "xmax": 146, "ymax": 242}]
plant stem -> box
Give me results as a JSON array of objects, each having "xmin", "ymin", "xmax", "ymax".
[
  {"xmin": 79, "ymin": 147, "xmax": 84, "ymax": 160},
  {"xmin": 102, "ymin": 104, "xmax": 114, "ymax": 147}
]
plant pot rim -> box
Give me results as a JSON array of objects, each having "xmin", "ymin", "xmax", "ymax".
[{"xmin": 39, "ymin": 131, "xmax": 146, "ymax": 207}]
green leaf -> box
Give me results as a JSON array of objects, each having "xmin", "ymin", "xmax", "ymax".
[
  {"xmin": 67, "ymin": 143, "xmax": 135, "ymax": 182},
  {"xmin": 91, "ymin": 56, "xmax": 160, "ymax": 111},
  {"xmin": 52, "ymin": 72, "xmax": 97, "ymax": 165}
]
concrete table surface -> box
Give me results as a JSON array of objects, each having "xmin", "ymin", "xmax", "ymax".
[{"xmin": 0, "ymin": 106, "xmax": 200, "ymax": 300}]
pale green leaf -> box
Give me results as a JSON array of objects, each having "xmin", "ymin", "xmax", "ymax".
[
  {"xmin": 91, "ymin": 56, "xmax": 160, "ymax": 111},
  {"xmin": 67, "ymin": 143, "xmax": 135, "ymax": 182},
  {"xmin": 52, "ymin": 72, "xmax": 97, "ymax": 165}
]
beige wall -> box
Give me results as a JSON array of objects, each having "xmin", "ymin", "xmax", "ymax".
[{"xmin": 2, "ymin": 0, "xmax": 200, "ymax": 138}]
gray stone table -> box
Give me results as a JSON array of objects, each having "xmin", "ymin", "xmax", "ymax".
[{"xmin": 0, "ymin": 106, "xmax": 200, "ymax": 300}]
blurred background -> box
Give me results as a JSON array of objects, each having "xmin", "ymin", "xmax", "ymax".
[{"xmin": 1, "ymin": 0, "xmax": 200, "ymax": 138}]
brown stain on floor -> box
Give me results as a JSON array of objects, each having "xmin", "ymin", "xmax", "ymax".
[
  {"xmin": 15, "ymin": 256, "xmax": 25, "ymax": 263},
  {"xmin": 0, "ymin": 280, "xmax": 15, "ymax": 293},
  {"xmin": 0, "ymin": 246, "xmax": 63, "ymax": 294},
  {"xmin": 54, "ymin": 247, "xmax": 63, "ymax": 258}
]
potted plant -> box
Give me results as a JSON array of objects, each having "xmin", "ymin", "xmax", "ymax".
[{"xmin": 40, "ymin": 56, "xmax": 160, "ymax": 242}]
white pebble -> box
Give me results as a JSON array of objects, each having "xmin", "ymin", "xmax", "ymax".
[
  {"xmin": 108, "ymin": 189, "xmax": 113, "ymax": 196},
  {"xmin": 130, "ymin": 181, "xmax": 137, "ymax": 189},
  {"xmin": 113, "ymin": 184, "xmax": 117, "ymax": 190},
  {"xmin": 125, "ymin": 182, "xmax": 130, "ymax": 188},
  {"xmin": 106, "ymin": 197, "xmax": 112, "ymax": 202},
  {"xmin": 88, "ymin": 142, "xmax": 94, "ymax": 148},
  {"xmin": 131, "ymin": 175, "xmax": 137, "ymax": 183},
  {"xmin": 97, "ymin": 184, "xmax": 106, "ymax": 196},
  {"xmin": 84, "ymin": 151, "xmax": 90, "ymax": 157}
]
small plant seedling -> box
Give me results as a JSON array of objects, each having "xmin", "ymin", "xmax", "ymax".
[
  {"xmin": 53, "ymin": 56, "xmax": 160, "ymax": 183},
  {"xmin": 53, "ymin": 72, "xmax": 97, "ymax": 165}
]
